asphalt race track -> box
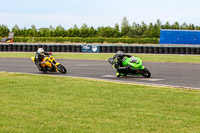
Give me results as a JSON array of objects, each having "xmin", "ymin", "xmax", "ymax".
[{"xmin": 0, "ymin": 57, "xmax": 200, "ymax": 89}]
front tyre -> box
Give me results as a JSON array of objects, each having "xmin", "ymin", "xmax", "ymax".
[
  {"xmin": 141, "ymin": 68, "xmax": 151, "ymax": 78},
  {"xmin": 57, "ymin": 64, "xmax": 67, "ymax": 74}
]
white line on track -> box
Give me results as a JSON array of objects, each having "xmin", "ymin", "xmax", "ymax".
[{"xmin": 101, "ymin": 75, "xmax": 164, "ymax": 81}]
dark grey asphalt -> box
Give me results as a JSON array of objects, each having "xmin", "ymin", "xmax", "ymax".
[{"xmin": 0, "ymin": 57, "xmax": 200, "ymax": 89}]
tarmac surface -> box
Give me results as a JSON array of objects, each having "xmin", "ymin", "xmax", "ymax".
[{"xmin": 0, "ymin": 57, "xmax": 200, "ymax": 89}]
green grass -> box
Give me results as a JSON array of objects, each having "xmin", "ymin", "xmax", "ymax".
[
  {"xmin": 0, "ymin": 52, "xmax": 200, "ymax": 63},
  {"xmin": 1, "ymin": 72, "xmax": 200, "ymax": 132}
]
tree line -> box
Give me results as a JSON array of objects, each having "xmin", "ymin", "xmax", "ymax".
[{"xmin": 1, "ymin": 17, "xmax": 200, "ymax": 38}]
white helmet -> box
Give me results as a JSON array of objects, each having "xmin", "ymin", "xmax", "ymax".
[
  {"xmin": 37, "ymin": 48, "xmax": 44, "ymax": 55},
  {"xmin": 117, "ymin": 51, "xmax": 124, "ymax": 56}
]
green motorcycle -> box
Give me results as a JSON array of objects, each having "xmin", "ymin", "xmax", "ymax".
[{"xmin": 108, "ymin": 56, "xmax": 151, "ymax": 78}]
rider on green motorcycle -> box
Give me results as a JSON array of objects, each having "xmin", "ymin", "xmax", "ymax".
[{"xmin": 113, "ymin": 51, "xmax": 133, "ymax": 76}]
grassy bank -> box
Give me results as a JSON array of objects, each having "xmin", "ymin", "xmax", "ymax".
[
  {"xmin": 0, "ymin": 52, "xmax": 199, "ymax": 63},
  {"xmin": 1, "ymin": 72, "xmax": 200, "ymax": 132}
]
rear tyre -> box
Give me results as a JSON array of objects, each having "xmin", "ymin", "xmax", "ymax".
[
  {"xmin": 141, "ymin": 68, "xmax": 151, "ymax": 78},
  {"xmin": 57, "ymin": 64, "xmax": 67, "ymax": 74}
]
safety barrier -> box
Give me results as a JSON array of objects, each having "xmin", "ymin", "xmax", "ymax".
[{"xmin": 0, "ymin": 44, "xmax": 200, "ymax": 54}]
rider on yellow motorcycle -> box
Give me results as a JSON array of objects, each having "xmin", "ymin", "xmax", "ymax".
[{"xmin": 35, "ymin": 48, "xmax": 52, "ymax": 71}]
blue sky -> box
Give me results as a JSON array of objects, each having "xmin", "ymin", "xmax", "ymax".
[{"xmin": 1, "ymin": 0, "xmax": 200, "ymax": 29}]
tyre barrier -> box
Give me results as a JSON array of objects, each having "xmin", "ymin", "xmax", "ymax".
[
  {"xmin": 8, "ymin": 44, "xmax": 13, "ymax": 51},
  {"xmin": 148, "ymin": 47, "xmax": 154, "ymax": 53},
  {"xmin": 42, "ymin": 45, "xmax": 47, "ymax": 51},
  {"xmin": 61, "ymin": 45, "xmax": 66, "ymax": 52},
  {"xmin": 143, "ymin": 46, "xmax": 148, "ymax": 53},
  {"xmin": 32, "ymin": 45, "xmax": 37, "ymax": 52},
  {"xmin": 71, "ymin": 45, "xmax": 76, "ymax": 52},
  {"xmin": 164, "ymin": 47, "xmax": 169, "ymax": 54},
  {"xmin": 185, "ymin": 47, "xmax": 191, "ymax": 54},
  {"xmin": 67, "ymin": 45, "xmax": 72, "ymax": 52},
  {"xmin": 180, "ymin": 47, "xmax": 185, "ymax": 54},
  {"xmin": 112, "ymin": 46, "xmax": 117, "ymax": 53},
  {"xmin": 0, "ymin": 45, "xmax": 3, "ymax": 51},
  {"xmin": 128, "ymin": 46, "xmax": 133, "ymax": 53},
  {"xmin": 138, "ymin": 46, "xmax": 143, "ymax": 53},
  {"xmin": 3, "ymin": 45, "xmax": 8, "ymax": 51},
  {"xmin": 117, "ymin": 46, "xmax": 123, "ymax": 51},
  {"xmin": 196, "ymin": 47, "xmax": 200, "ymax": 54},
  {"xmin": 107, "ymin": 46, "xmax": 112, "ymax": 53},
  {"xmin": 153, "ymin": 47, "xmax": 159, "ymax": 54},
  {"xmin": 102, "ymin": 46, "xmax": 107, "ymax": 53},
  {"xmin": 169, "ymin": 47, "xmax": 175, "ymax": 54},
  {"xmin": 27, "ymin": 45, "xmax": 32, "ymax": 52},
  {"xmin": 77, "ymin": 45, "xmax": 81, "ymax": 52},
  {"xmin": 13, "ymin": 45, "xmax": 17, "ymax": 51},
  {"xmin": 0, "ymin": 44, "xmax": 200, "ymax": 54},
  {"xmin": 133, "ymin": 46, "xmax": 139, "ymax": 53},
  {"xmin": 122, "ymin": 46, "xmax": 128, "ymax": 53}
]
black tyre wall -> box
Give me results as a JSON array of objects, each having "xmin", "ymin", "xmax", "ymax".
[
  {"xmin": 107, "ymin": 46, "xmax": 112, "ymax": 53},
  {"xmin": 67, "ymin": 45, "xmax": 72, "ymax": 52},
  {"xmin": 61, "ymin": 45, "xmax": 66, "ymax": 52},
  {"xmin": 112, "ymin": 46, "xmax": 117, "ymax": 53},
  {"xmin": 77, "ymin": 45, "xmax": 81, "ymax": 52},
  {"xmin": 1, "ymin": 44, "xmax": 199, "ymax": 54},
  {"xmin": 185, "ymin": 47, "xmax": 191, "ymax": 54},
  {"xmin": 122, "ymin": 46, "xmax": 128, "ymax": 53},
  {"xmin": 27, "ymin": 45, "xmax": 32, "ymax": 52},
  {"xmin": 13, "ymin": 45, "xmax": 18, "ymax": 51},
  {"xmin": 128, "ymin": 46, "xmax": 133, "ymax": 53},
  {"xmin": 138, "ymin": 46, "xmax": 143, "ymax": 53},
  {"xmin": 71, "ymin": 45, "xmax": 77, "ymax": 52},
  {"xmin": 180, "ymin": 47, "xmax": 186, "ymax": 54},
  {"xmin": 0, "ymin": 45, "xmax": 3, "ymax": 51},
  {"xmin": 3, "ymin": 45, "xmax": 8, "ymax": 51},
  {"xmin": 8, "ymin": 44, "xmax": 13, "ymax": 51}
]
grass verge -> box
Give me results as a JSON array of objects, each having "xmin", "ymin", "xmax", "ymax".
[
  {"xmin": 1, "ymin": 72, "xmax": 200, "ymax": 132},
  {"xmin": 0, "ymin": 52, "xmax": 200, "ymax": 63}
]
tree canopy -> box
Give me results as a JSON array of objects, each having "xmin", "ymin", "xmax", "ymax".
[{"xmin": 1, "ymin": 17, "xmax": 200, "ymax": 38}]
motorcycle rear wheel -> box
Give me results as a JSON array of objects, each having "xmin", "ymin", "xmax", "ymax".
[
  {"xmin": 57, "ymin": 64, "xmax": 67, "ymax": 74},
  {"xmin": 141, "ymin": 68, "xmax": 151, "ymax": 78}
]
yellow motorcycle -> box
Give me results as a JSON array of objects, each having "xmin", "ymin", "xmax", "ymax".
[{"xmin": 31, "ymin": 55, "xmax": 67, "ymax": 74}]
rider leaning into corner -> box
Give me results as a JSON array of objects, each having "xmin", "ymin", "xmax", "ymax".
[
  {"xmin": 35, "ymin": 48, "xmax": 52, "ymax": 71},
  {"xmin": 112, "ymin": 51, "xmax": 134, "ymax": 77}
]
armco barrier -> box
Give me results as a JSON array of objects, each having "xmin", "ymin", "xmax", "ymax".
[{"xmin": 0, "ymin": 44, "xmax": 200, "ymax": 54}]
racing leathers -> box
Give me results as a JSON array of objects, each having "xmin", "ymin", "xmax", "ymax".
[
  {"xmin": 35, "ymin": 52, "xmax": 51, "ymax": 71},
  {"xmin": 112, "ymin": 54, "xmax": 132, "ymax": 76}
]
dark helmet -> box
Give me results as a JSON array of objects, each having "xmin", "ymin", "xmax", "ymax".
[
  {"xmin": 37, "ymin": 48, "xmax": 44, "ymax": 55},
  {"xmin": 117, "ymin": 51, "xmax": 124, "ymax": 56}
]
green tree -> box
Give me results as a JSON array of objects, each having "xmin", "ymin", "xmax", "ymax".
[
  {"xmin": 162, "ymin": 21, "xmax": 171, "ymax": 29},
  {"xmin": 121, "ymin": 17, "xmax": 130, "ymax": 37},
  {"xmin": 0, "ymin": 24, "xmax": 10, "ymax": 37},
  {"xmin": 80, "ymin": 23, "xmax": 89, "ymax": 37},
  {"xmin": 113, "ymin": 23, "xmax": 120, "ymax": 37},
  {"xmin": 172, "ymin": 21, "xmax": 180, "ymax": 29},
  {"xmin": 54, "ymin": 25, "xmax": 66, "ymax": 37},
  {"xmin": 12, "ymin": 25, "xmax": 21, "ymax": 36}
]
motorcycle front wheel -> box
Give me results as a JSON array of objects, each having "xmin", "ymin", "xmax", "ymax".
[
  {"xmin": 57, "ymin": 64, "xmax": 67, "ymax": 74},
  {"xmin": 141, "ymin": 68, "xmax": 151, "ymax": 78}
]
